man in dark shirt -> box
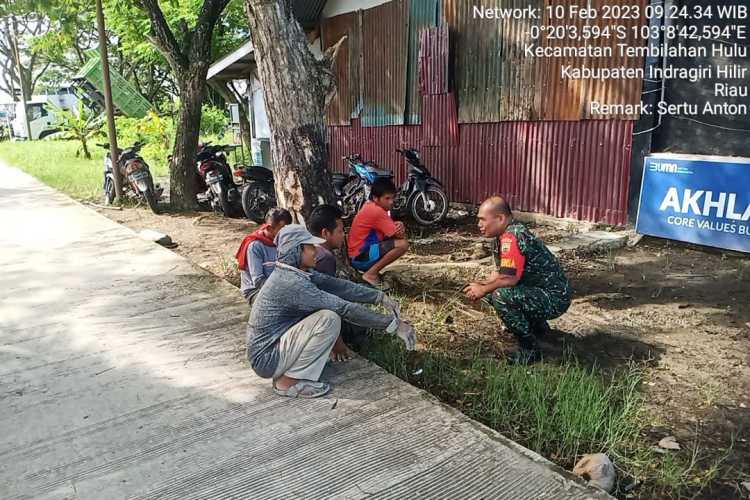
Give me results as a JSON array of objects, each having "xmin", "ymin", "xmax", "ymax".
[
  {"xmin": 463, "ymin": 196, "xmax": 571, "ymax": 364},
  {"xmin": 308, "ymin": 204, "xmax": 352, "ymax": 362},
  {"xmin": 308, "ymin": 204, "xmax": 345, "ymax": 277}
]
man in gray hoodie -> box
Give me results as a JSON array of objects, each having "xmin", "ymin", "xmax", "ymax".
[{"xmin": 247, "ymin": 224, "xmax": 417, "ymax": 398}]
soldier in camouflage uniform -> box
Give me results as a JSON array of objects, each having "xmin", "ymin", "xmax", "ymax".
[{"xmin": 463, "ymin": 196, "xmax": 571, "ymax": 363}]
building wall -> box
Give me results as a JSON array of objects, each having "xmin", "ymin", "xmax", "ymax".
[{"xmin": 322, "ymin": 2, "xmax": 645, "ymax": 225}]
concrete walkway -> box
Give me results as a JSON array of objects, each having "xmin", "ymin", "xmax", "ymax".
[{"xmin": 0, "ymin": 164, "xmax": 608, "ymax": 500}]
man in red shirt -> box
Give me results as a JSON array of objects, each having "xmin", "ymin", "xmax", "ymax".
[{"xmin": 347, "ymin": 178, "xmax": 409, "ymax": 288}]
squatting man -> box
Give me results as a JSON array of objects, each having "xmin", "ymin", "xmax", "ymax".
[
  {"xmin": 246, "ymin": 225, "xmax": 417, "ymax": 399},
  {"xmin": 463, "ymin": 196, "xmax": 571, "ymax": 364}
]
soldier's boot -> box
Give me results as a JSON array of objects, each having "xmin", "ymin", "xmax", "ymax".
[
  {"xmin": 506, "ymin": 335, "xmax": 541, "ymax": 365},
  {"xmin": 530, "ymin": 319, "xmax": 552, "ymax": 338}
]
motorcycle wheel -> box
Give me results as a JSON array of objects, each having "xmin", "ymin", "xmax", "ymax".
[
  {"xmin": 103, "ymin": 175, "xmax": 116, "ymax": 205},
  {"xmin": 217, "ymin": 184, "xmax": 235, "ymax": 217},
  {"xmin": 143, "ymin": 174, "xmax": 161, "ymax": 214},
  {"xmin": 242, "ymin": 182, "xmax": 275, "ymax": 223},
  {"xmin": 409, "ymin": 186, "xmax": 448, "ymax": 226},
  {"xmin": 340, "ymin": 179, "xmax": 364, "ymax": 221}
]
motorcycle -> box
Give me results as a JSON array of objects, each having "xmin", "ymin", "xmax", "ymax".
[
  {"xmin": 237, "ymin": 164, "xmax": 276, "ymax": 223},
  {"xmin": 393, "ymin": 148, "xmax": 449, "ymax": 225},
  {"xmin": 100, "ymin": 141, "xmax": 162, "ymax": 214},
  {"xmin": 337, "ymin": 148, "xmax": 449, "ymax": 225},
  {"xmin": 196, "ymin": 142, "xmax": 242, "ymax": 217}
]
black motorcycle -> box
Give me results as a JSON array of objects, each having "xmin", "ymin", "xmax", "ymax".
[
  {"xmin": 100, "ymin": 141, "xmax": 162, "ymax": 214},
  {"xmin": 196, "ymin": 142, "xmax": 242, "ymax": 217},
  {"xmin": 238, "ymin": 164, "xmax": 276, "ymax": 223},
  {"xmin": 393, "ymin": 148, "xmax": 449, "ymax": 225},
  {"xmin": 336, "ymin": 148, "xmax": 448, "ymax": 225}
]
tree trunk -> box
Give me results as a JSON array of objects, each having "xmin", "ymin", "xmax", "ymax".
[
  {"xmin": 170, "ymin": 66, "xmax": 207, "ymax": 211},
  {"xmin": 236, "ymin": 101, "xmax": 254, "ymax": 156},
  {"xmin": 245, "ymin": 0, "xmax": 340, "ymax": 223},
  {"xmin": 80, "ymin": 137, "xmax": 91, "ymax": 159}
]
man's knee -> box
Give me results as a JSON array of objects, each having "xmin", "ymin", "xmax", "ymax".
[
  {"xmin": 314, "ymin": 309, "xmax": 342, "ymax": 335},
  {"xmin": 394, "ymin": 238, "xmax": 409, "ymax": 252}
]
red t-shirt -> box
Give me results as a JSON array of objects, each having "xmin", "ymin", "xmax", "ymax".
[
  {"xmin": 347, "ymin": 201, "xmax": 397, "ymax": 258},
  {"xmin": 494, "ymin": 232, "xmax": 526, "ymax": 280}
]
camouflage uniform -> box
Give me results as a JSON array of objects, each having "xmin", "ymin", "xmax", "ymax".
[{"xmin": 486, "ymin": 222, "xmax": 571, "ymax": 350}]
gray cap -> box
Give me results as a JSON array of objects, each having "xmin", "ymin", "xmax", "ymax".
[{"xmin": 275, "ymin": 224, "xmax": 325, "ymax": 267}]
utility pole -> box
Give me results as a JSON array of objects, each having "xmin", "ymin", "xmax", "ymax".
[
  {"xmin": 95, "ymin": 0, "xmax": 123, "ymax": 202},
  {"xmin": 9, "ymin": 16, "xmax": 31, "ymax": 141}
]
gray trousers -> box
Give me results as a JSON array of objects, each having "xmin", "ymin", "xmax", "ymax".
[{"xmin": 273, "ymin": 310, "xmax": 342, "ymax": 381}]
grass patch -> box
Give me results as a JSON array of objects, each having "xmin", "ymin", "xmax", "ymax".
[
  {"xmin": 0, "ymin": 140, "xmax": 169, "ymax": 201},
  {"xmin": 358, "ymin": 333, "xmax": 733, "ymax": 498}
]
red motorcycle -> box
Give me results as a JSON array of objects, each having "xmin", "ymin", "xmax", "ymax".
[{"xmin": 195, "ymin": 142, "xmax": 242, "ymax": 216}]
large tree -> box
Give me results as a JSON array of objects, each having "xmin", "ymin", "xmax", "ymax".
[
  {"xmin": 0, "ymin": 12, "xmax": 53, "ymax": 101},
  {"xmin": 244, "ymin": 0, "xmax": 342, "ymax": 222},
  {"xmin": 126, "ymin": 0, "xmax": 230, "ymax": 210}
]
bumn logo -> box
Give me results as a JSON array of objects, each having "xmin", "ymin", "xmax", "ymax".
[{"xmin": 648, "ymin": 162, "xmax": 693, "ymax": 175}]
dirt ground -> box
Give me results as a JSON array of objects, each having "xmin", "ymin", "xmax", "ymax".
[{"xmin": 96, "ymin": 204, "xmax": 750, "ymax": 498}]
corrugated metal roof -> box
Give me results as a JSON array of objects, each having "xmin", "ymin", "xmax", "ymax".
[
  {"xmin": 292, "ymin": 0, "xmax": 328, "ymax": 28},
  {"xmin": 327, "ymin": 118, "xmax": 633, "ymax": 225},
  {"xmin": 405, "ymin": 0, "xmax": 439, "ymax": 124},
  {"xmin": 321, "ymin": 12, "xmax": 361, "ymax": 125},
  {"xmin": 419, "ymin": 24, "xmax": 449, "ymax": 95},
  {"xmin": 361, "ymin": 0, "xmax": 409, "ymax": 127}
]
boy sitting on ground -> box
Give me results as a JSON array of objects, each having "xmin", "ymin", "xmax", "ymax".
[
  {"xmin": 347, "ymin": 178, "xmax": 409, "ymax": 288},
  {"xmin": 235, "ymin": 207, "xmax": 292, "ymax": 305}
]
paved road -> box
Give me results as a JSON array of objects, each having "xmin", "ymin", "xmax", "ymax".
[{"xmin": 0, "ymin": 164, "xmax": 608, "ymax": 499}]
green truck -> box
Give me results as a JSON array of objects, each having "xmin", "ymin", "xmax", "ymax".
[{"xmin": 73, "ymin": 57, "xmax": 153, "ymax": 118}]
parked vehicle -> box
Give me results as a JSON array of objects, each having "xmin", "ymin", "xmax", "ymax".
[
  {"xmin": 196, "ymin": 142, "xmax": 242, "ymax": 217},
  {"xmin": 337, "ymin": 148, "xmax": 449, "ymax": 225},
  {"xmin": 11, "ymin": 100, "xmax": 59, "ymax": 140},
  {"xmin": 100, "ymin": 141, "xmax": 162, "ymax": 213},
  {"xmin": 393, "ymin": 148, "xmax": 449, "ymax": 225},
  {"xmin": 237, "ymin": 164, "xmax": 276, "ymax": 223}
]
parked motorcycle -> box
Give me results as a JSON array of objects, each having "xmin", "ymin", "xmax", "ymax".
[
  {"xmin": 196, "ymin": 142, "xmax": 242, "ymax": 217},
  {"xmin": 100, "ymin": 141, "xmax": 162, "ymax": 214},
  {"xmin": 337, "ymin": 148, "xmax": 448, "ymax": 225},
  {"xmin": 393, "ymin": 148, "xmax": 449, "ymax": 225},
  {"xmin": 237, "ymin": 164, "xmax": 276, "ymax": 223}
]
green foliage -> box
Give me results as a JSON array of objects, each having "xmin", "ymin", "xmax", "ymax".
[
  {"xmin": 0, "ymin": 139, "xmax": 169, "ymax": 200},
  {"xmin": 0, "ymin": 140, "xmax": 105, "ymax": 200},
  {"xmin": 47, "ymin": 102, "xmax": 105, "ymax": 159},
  {"xmin": 199, "ymin": 105, "xmax": 229, "ymax": 138},
  {"xmin": 116, "ymin": 111, "xmax": 175, "ymax": 167},
  {"xmin": 362, "ymin": 333, "xmax": 729, "ymax": 497}
]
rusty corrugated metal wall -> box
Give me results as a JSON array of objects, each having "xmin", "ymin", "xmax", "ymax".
[
  {"xmin": 361, "ymin": 0, "xmax": 410, "ymax": 126},
  {"xmin": 405, "ymin": 0, "xmax": 440, "ymax": 124},
  {"xmin": 419, "ymin": 25, "xmax": 449, "ymax": 95},
  {"xmin": 321, "ymin": 12, "xmax": 361, "ymax": 125},
  {"xmin": 329, "ymin": 118, "xmax": 632, "ymax": 225},
  {"xmin": 322, "ymin": 0, "xmax": 643, "ymax": 225}
]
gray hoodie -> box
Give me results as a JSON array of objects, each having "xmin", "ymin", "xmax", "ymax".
[{"xmin": 246, "ymin": 225, "xmax": 393, "ymax": 378}]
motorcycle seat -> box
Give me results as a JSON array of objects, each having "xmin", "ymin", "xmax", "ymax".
[
  {"xmin": 242, "ymin": 166, "xmax": 274, "ymax": 181},
  {"xmin": 363, "ymin": 164, "xmax": 393, "ymax": 178}
]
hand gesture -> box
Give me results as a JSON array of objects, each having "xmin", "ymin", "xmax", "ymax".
[
  {"xmin": 395, "ymin": 320, "xmax": 417, "ymax": 351},
  {"xmin": 463, "ymin": 283, "xmax": 485, "ymax": 301},
  {"xmin": 394, "ymin": 221, "xmax": 406, "ymax": 238},
  {"xmin": 381, "ymin": 294, "xmax": 401, "ymax": 319}
]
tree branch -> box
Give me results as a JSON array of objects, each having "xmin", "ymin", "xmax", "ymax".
[{"xmin": 138, "ymin": 0, "xmax": 188, "ymax": 71}]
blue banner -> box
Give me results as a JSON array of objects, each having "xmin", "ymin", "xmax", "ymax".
[{"xmin": 636, "ymin": 155, "xmax": 750, "ymax": 253}]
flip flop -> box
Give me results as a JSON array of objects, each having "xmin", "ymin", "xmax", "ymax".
[
  {"xmin": 362, "ymin": 276, "xmax": 392, "ymax": 292},
  {"xmin": 273, "ymin": 380, "xmax": 331, "ymax": 399}
]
